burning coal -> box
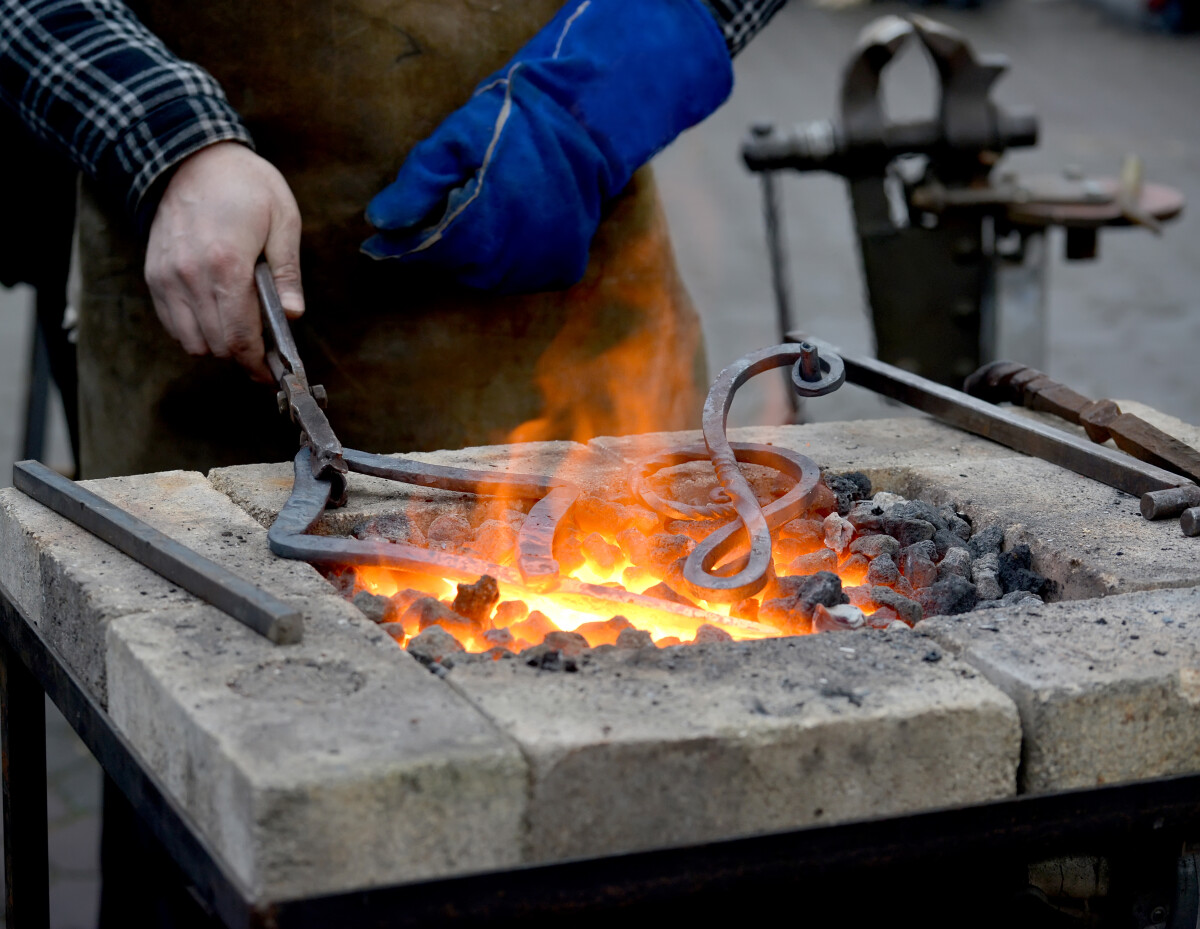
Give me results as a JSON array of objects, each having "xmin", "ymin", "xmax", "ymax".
[{"xmin": 322, "ymin": 462, "xmax": 1052, "ymax": 670}]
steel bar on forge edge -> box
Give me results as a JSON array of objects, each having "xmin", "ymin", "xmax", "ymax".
[{"xmin": 12, "ymin": 461, "xmax": 302, "ymax": 645}]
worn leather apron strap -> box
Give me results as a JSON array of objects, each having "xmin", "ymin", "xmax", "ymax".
[{"xmin": 77, "ymin": 0, "xmax": 706, "ymax": 478}]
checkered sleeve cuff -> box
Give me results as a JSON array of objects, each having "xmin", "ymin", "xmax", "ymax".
[
  {"xmin": 698, "ymin": 0, "xmax": 789, "ymax": 56},
  {"xmin": 108, "ymin": 93, "xmax": 253, "ymax": 232},
  {"xmin": 1, "ymin": 0, "xmax": 253, "ymax": 229}
]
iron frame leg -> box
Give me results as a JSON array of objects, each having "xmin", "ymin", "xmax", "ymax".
[
  {"xmin": 0, "ymin": 590, "xmax": 259, "ymax": 929},
  {"xmin": 1, "ymin": 631, "xmax": 50, "ymax": 929}
]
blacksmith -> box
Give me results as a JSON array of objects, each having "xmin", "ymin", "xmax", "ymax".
[
  {"xmin": 3, "ymin": 0, "xmax": 787, "ymax": 479},
  {"xmin": 2, "ymin": 1, "xmax": 788, "ymax": 923}
]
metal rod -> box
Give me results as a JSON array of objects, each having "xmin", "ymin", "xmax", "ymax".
[
  {"xmin": 797, "ymin": 342, "xmax": 822, "ymax": 382},
  {"xmin": 12, "ymin": 461, "xmax": 302, "ymax": 645},
  {"xmin": 1, "ymin": 633, "xmax": 50, "ymax": 929},
  {"xmin": 1141, "ymin": 485, "xmax": 1200, "ymax": 521},
  {"xmin": 761, "ymin": 171, "xmax": 795, "ymax": 344},
  {"xmin": 799, "ymin": 337, "xmax": 1192, "ymax": 499}
]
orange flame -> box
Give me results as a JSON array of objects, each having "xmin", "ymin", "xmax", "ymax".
[
  {"xmin": 336, "ymin": 175, "xmax": 906, "ymax": 651},
  {"xmin": 345, "ymin": 505, "xmax": 896, "ymax": 651}
]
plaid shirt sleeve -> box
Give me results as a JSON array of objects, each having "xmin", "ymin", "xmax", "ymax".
[
  {"xmin": 699, "ymin": 0, "xmax": 789, "ymax": 56},
  {"xmin": 0, "ymin": 0, "xmax": 252, "ymax": 229}
]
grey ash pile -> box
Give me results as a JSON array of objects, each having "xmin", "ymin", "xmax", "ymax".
[{"xmin": 323, "ymin": 469, "xmax": 1054, "ymax": 671}]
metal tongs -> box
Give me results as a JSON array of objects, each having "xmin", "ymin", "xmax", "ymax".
[{"xmin": 254, "ymin": 262, "xmax": 348, "ymax": 504}]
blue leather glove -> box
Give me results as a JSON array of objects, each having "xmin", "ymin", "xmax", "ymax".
[{"xmin": 362, "ymin": 0, "xmax": 733, "ymax": 293}]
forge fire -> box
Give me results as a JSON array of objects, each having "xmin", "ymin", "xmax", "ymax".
[{"xmin": 323, "ymin": 460, "xmax": 1052, "ymax": 664}]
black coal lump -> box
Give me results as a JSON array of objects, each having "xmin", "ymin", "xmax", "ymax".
[
  {"xmin": 915, "ymin": 575, "xmax": 979, "ymax": 618},
  {"xmin": 352, "ymin": 590, "xmax": 393, "ymax": 623},
  {"xmin": 968, "ymin": 525, "xmax": 1004, "ymax": 559},
  {"xmin": 838, "ymin": 471, "xmax": 872, "ymax": 499},
  {"xmin": 886, "ymin": 500, "xmax": 947, "ymax": 532},
  {"xmin": 825, "ymin": 471, "xmax": 873, "ymax": 516},
  {"xmin": 997, "ymin": 544, "xmax": 1051, "ymax": 597},
  {"xmin": 883, "ymin": 516, "xmax": 936, "ymax": 547},
  {"xmin": 797, "ymin": 571, "xmax": 849, "ymax": 611},
  {"xmin": 938, "ymin": 504, "xmax": 973, "ymax": 541},
  {"xmin": 932, "ymin": 528, "xmax": 970, "ymax": 560}
]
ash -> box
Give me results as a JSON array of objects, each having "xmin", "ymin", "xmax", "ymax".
[{"xmin": 323, "ymin": 469, "xmax": 1052, "ymax": 670}]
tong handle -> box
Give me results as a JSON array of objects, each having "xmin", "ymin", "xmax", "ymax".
[
  {"xmin": 964, "ymin": 361, "xmax": 1096, "ymax": 426},
  {"xmin": 255, "ymin": 261, "xmax": 307, "ymax": 387},
  {"xmin": 966, "ymin": 360, "xmax": 1200, "ymax": 484}
]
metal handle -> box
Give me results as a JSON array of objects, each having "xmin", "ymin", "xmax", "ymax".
[{"xmin": 255, "ymin": 262, "xmax": 307, "ymax": 388}]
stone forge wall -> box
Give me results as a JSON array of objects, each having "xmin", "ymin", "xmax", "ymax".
[{"xmin": 1, "ymin": 407, "xmax": 1198, "ymax": 901}]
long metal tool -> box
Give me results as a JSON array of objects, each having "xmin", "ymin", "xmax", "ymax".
[
  {"xmin": 965, "ymin": 360, "xmax": 1200, "ymax": 483},
  {"xmin": 13, "ymin": 460, "xmax": 302, "ymax": 645},
  {"xmin": 256, "ymin": 262, "xmax": 346, "ymax": 491},
  {"xmin": 797, "ymin": 337, "xmax": 1194, "ymax": 501}
]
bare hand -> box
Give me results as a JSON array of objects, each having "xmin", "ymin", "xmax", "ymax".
[{"xmin": 144, "ymin": 142, "xmax": 303, "ymax": 382}]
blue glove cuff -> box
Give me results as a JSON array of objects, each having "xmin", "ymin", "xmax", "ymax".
[{"xmin": 363, "ymin": 0, "xmax": 733, "ymax": 292}]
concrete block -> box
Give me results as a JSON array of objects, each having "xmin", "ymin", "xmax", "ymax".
[
  {"xmin": 447, "ymin": 631, "xmax": 1021, "ymax": 863},
  {"xmin": 205, "ymin": 461, "xmax": 297, "ymax": 531},
  {"xmin": 0, "ymin": 489, "xmax": 44, "ymax": 621},
  {"xmin": 0, "ymin": 485, "xmax": 193, "ymax": 700},
  {"xmin": 921, "ymin": 586, "xmax": 1200, "ymax": 792},
  {"xmin": 81, "ymin": 470, "xmax": 333, "ymax": 599},
  {"xmin": 106, "ymin": 593, "xmax": 528, "ymax": 902},
  {"xmin": 0, "ymin": 471, "xmax": 333, "ymax": 701}
]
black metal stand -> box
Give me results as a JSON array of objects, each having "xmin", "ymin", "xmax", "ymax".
[
  {"xmin": 3, "ymin": 582, "xmax": 1200, "ymax": 929},
  {"xmin": 20, "ymin": 311, "xmax": 51, "ymax": 464},
  {"xmin": 17, "ymin": 257, "xmax": 80, "ymax": 477},
  {"xmin": 1, "ymin": 631, "xmax": 50, "ymax": 929},
  {"xmin": 0, "ymin": 592, "xmax": 256, "ymax": 929}
]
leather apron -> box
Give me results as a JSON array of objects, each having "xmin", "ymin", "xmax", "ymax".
[{"xmin": 75, "ymin": 0, "xmax": 707, "ymax": 479}]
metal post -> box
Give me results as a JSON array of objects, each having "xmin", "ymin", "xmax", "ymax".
[
  {"xmin": 752, "ymin": 124, "xmax": 801, "ymax": 423},
  {"xmin": 1, "ymin": 634, "xmax": 50, "ymax": 929},
  {"xmin": 20, "ymin": 310, "xmax": 51, "ymax": 463},
  {"xmin": 992, "ymin": 229, "xmax": 1048, "ymax": 369}
]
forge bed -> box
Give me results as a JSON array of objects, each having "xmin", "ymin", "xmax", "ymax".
[{"xmin": 3, "ymin": 407, "xmax": 1200, "ymax": 925}]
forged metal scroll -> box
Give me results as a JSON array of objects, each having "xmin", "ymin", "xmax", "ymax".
[
  {"xmin": 268, "ymin": 449, "xmax": 772, "ymax": 636},
  {"xmin": 633, "ymin": 442, "xmax": 822, "ymax": 604},
  {"xmin": 640, "ymin": 343, "xmax": 844, "ymax": 603},
  {"xmin": 269, "ymin": 342, "xmax": 846, "ymax": 610}
]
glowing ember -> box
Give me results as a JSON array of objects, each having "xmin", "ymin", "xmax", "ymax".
[
  {"xmin": 322, "ymin": 465, "xmax": 936, "ymax": 656},
  {"xmin": 322, "ymin": 430, "xmax": 1048, "ymax": 662}
]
